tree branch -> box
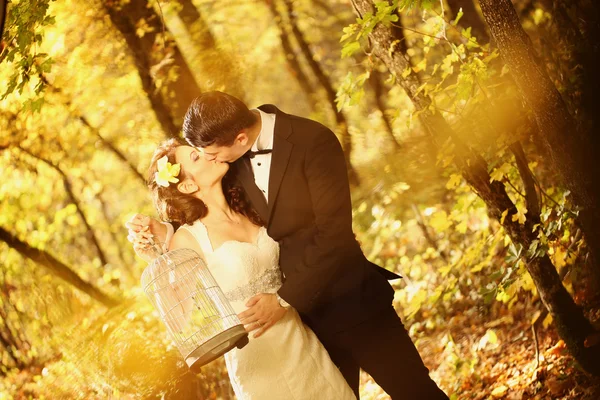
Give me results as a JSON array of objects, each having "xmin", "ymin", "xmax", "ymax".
[
  {"xmin": 0, "ymin": 227, "xmax": 119, "ymax": 307},
  {"xmin": 17, "ymin": 146, "xmax": 110, "ymax": 268}
]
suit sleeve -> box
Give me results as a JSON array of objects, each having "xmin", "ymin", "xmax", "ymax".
[{"xmin": 277, "ymin": 127, "xmax": 358, "ymax": 313}]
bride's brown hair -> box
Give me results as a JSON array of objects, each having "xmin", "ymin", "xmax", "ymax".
[{"xmin": 147, "ymin": 138, "xmax": 263, "ymax": 227}]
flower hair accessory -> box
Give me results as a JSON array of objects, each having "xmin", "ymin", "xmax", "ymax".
[{"xmin": 154, "ymin": 156, "xmax": 181, "ymax": 187}]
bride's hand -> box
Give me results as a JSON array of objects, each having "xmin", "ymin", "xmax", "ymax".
[
  {"xmin": 238, "ymin": 293, "xmax": 287, "ymax": 338},
  {"xmin": 125, "ymin": 214, "xmax": 167, "ymax": 261}
]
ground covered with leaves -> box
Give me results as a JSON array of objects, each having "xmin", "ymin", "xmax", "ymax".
[{"xmin": 360, "ymin": 298, "xmax": 600, "ymax": 400}]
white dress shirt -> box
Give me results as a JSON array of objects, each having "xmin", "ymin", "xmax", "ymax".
[{"xmin": 249, "ymin": 108, "xmax": 276, "ymax": 202}]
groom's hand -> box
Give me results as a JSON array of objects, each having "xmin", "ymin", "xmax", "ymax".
[{"xmin": 238, "ymin": 293, "xmax": 286, "ymax": 338}]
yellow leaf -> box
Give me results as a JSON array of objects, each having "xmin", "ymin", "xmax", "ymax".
[
  {"xmin": 456, "ymin": 220, "xmax": 468, "ymax": 234},
  {"xmin": 512, "ymin": 207, "xmax": 527, "ymax": 224},
  {"xmin": 446, "ymin": 174, "xmax": 462, "ymax": 189},
  {"xmin": 430, "ymin": 211, "xmax": 452, "ymax": 232},
  {"xmin": 412, "ymin": 58, "xmax": 427, "ymax": 73},
  {"xmin": 477, "ymin": 329, "xmax": 499, "ymax": 350},
  {"xmin": 543, "ymin": 313, "xmax": 553, "ymax": 329},
  {"xmin": 552, "ymin": 247, "xmax": 566, "ymax": 268},
  {"xmin": 491, "ymin": 385, "xmax": 508, "ymax": 398},
  {"xmin": 490, "ymin": 162, "xmax": 512, "ymax": 183},
  {"xmin": 500, "ymin": 209, "xmax": 509, "ymax": 224}
]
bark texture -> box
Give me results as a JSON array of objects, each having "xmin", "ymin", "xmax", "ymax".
[
  {"xmin": 478, "ymin": 0, "xmax": 600, "ymax": 301},
  {"xmin": 175, "ymin": 0, "xmax": 246, "ymax": 100},
  {"xmin": 105, "ymin": 0, "xmax": 201, "ymax": 135}
]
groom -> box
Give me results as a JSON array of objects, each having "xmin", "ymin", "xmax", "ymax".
[{"xmin": 130, "ymin": 91, "xmax": 448, "ymax": 399}]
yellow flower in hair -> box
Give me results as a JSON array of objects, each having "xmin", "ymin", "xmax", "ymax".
[{"xmin": 155, "ymin": 156, "xmax": 181, "ymax": 187}]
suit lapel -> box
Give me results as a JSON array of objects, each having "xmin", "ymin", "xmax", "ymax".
[
  {"xmin": 234, "ymin": 157, "xmax": 269, "ymax": 222},
  {"xmin": 259, "ymin": 105, "xmax": 293, "ymax": 225}
]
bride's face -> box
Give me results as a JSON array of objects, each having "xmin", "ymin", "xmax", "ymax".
[{"xmin": 174, "ymin": 145, "xmax": 229, "ymax": 190}]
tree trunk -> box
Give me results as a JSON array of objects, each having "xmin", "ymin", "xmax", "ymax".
[
  {"xmin": 446, "ymin": 0, "xmax": 490, "ymax": 42},
  {"xmin": 283, "ymin": 0, "xmax": 360, "ymax": 186},
  {"xmin": 549, "ymin": 0, "xmax": 600, "ymax": 163},
  {"xmin": 478, "ymin": 0, "xmax": 600, "ymax": 295},
  {"xmin": 176, "ymin": 0, "xmax": 205, "ymax": 33},
  {"xmin": 351, "ymin": 0, "xmax": 600, "ymax": 375},
  {"xmin": 367, "ymin": 9, "xmax": 408, "ymax": 150},
  {"xmin": 509, "ymin": 141, "xmax": 540, "ymax": 218},
  {"xmin": 104, "ymin": 0, "xmax": 202, "ymax": 135},
  {"xmin": 175, "ymin": 0, "xmax": 246, "ymax": 100},
  {"xmin": 266, "ymin": 0, "xmax": 317, "ymax": 108},
  {"xmin": 0, "ymin": 227, "xmax": 119, "ymax": 308},
  {"xmin": 369, "ymin": 69, "xmax": 401, "ymax": 149},
  {"xmin": 0, "ymin": 0, "xmax": 7, "ymax": 48}
]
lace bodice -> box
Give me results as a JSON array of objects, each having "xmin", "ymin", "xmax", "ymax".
[{"xmin": 179, "ymin": 221, "xmax": 281, "ymax": 308}]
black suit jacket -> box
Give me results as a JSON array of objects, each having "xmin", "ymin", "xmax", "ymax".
[{"xmin": 233, "ymin": 105, "xmax": 401, "ymax": 336}]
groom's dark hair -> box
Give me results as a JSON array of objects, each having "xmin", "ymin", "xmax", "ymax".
[{"xmin": 183, "ymin": 91, "xmax": 257, "ymax": 148}]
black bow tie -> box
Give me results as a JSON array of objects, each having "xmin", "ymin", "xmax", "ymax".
[{"xmin": 244, "ymin": 149, "xmax": 273, "ymax": 159}]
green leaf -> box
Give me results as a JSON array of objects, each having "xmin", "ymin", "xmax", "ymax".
[
  {"xmin": 341, "ymin": 41, "xmax": 361, "ymax": 58},
  {"xmin": 340, "ymin": 24, "xmax": 359, "ymax": 42},
  {"xmin": 452, "ymin": 9, "xmax": 464, "ymax": 26}
]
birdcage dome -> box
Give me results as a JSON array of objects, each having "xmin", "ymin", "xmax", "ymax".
[{"xmin": 141, "ymin": 248, "xmax": 248, "ymax": 370}]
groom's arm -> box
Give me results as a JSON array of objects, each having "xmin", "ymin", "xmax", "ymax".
[{"xmin": 277, "ymin": 126, "xmax": 358, "ymax": 313}]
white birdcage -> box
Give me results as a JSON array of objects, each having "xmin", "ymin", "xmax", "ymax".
[{"xmin": 141, "ymin": 248, "xmax": 248, "ymax": 371}]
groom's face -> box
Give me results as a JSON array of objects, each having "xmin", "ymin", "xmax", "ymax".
[{"xmin": 199, "ymin": 133, "xmax": 249, "ymax": 163}]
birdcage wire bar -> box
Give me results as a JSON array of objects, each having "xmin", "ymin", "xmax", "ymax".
[{"xmin": 141, "ymin": 248, "xmax": 247, "ymax": 368}]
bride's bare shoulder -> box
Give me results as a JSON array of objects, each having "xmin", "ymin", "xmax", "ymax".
[{"xmin": 168, "ymin": 226, "xmax": 204, "ymax": 259}]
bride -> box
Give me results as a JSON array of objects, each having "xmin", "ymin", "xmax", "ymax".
[{"xmin": 140, "ymin": 138, "xmax": 355, "ymax": 400}]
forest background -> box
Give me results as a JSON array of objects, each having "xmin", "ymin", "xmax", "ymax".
[{"xmin": 1, "ymin": 0, "xmax": 600, "ymax": 398}]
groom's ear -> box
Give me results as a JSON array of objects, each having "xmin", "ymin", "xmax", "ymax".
[
  {"xmin": 235, "ymin": 131, "xmax": 249, "ymax": 147},
  {"xmin": 177, "ymin": 179, "xmax": 199, "ymax": 195}
]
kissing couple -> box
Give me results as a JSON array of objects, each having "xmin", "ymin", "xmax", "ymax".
[{"xmin": 127, "ymin": 91, "xmax": 448, "ymax": 399}]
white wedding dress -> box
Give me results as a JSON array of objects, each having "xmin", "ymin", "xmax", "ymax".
[{"xmin": 179, "ymin": 221, "xmax": 356, "ymax": 400}]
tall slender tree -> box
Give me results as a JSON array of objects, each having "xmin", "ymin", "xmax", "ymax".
[
  {"xmin": 282, "ymin": 0, "xmax": 359, "ymax": 185},
  {"xmin": 175, "ymin": 0, "xmax": 246, "ymax": 100},
  {"xmin": 267, "ymin": 0, "xmax": 317, "ymax": 109},
  {"xmin": 104, "ymin": 0, "xmax": 202, "ymax": 135},
  {"xmin": 369, "ymin": 68, "xmax": 401, "ymax": 149},
  {"xmin": 477, "ymin": 0, "xmax": 600, "ymax": 287}
]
